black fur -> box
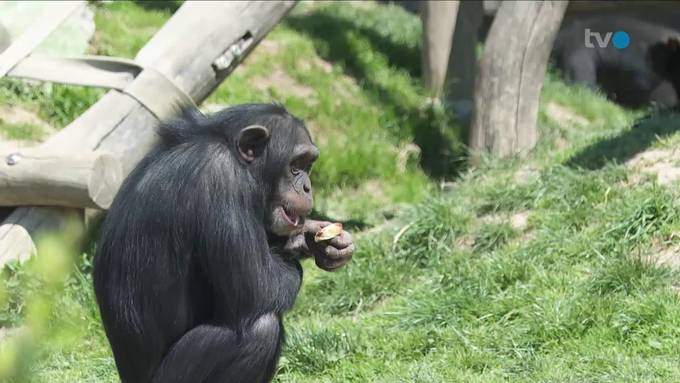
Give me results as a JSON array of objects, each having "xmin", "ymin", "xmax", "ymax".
[
  {"xmin": 94, "ymin": 104, "xmax": 310, "ymax": 383},
  {"xmin": 552, "ymin": 16, "xmax": 680, "ymax": 108}
]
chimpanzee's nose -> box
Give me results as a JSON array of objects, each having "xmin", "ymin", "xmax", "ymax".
[{"xmin": 303, "ymin": 183, "xmax": 310, "ymax": 193}]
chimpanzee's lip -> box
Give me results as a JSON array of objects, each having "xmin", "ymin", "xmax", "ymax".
[{"xmin": 281, "ymin": 206, "xmax": 301, "ymax": 227}]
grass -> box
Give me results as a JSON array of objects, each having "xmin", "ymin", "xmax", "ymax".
[
  {"xmin": 0, "ymin": 120, "xmax": 45, "ymax": 141},
  {"xmin": 2, "ymin": 1, "xmax": 680, "ymax": 382},
  {"xmin": 202, "ymin": 1, "xmax": 448, "ymax": 223}
]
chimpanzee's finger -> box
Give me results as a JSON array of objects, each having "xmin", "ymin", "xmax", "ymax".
[
  {"xmin": 324, "ymin": 243, "xmax": 354, "ymax": 260},
  {"xmin": 328, "ymin": 231, "xmax": 352, "ymax": 249},
  {"xmin": 305, "ymin": 219, "xmax": 332, "ymax": 235},
  {"xmin": 315, "ymin": 254, "xmax": 350, "ymax": 271}
]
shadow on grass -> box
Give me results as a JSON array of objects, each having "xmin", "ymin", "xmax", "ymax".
[
  {"xmin": 566, "ymin": 110, "xmax": 680, "ymax": 169},
  {"xmin": 288, "ymin": 8, "xmax": 421, "ymax": 77},
  {"xmin": 286, "ymin": 9, "xmax": 465, "ymax": 178}
]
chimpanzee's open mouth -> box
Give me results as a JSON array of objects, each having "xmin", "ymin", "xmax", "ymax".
[{"xmin": 280, "ymin": 206, "xmax": 301, "ymax": 227}]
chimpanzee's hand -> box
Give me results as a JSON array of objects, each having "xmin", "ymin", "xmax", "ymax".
[{"xmin": 304, "ymin": 220, "xmax": 354, "ymax": 272}]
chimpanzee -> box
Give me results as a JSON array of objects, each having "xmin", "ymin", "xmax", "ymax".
[
  {"xmin": 552, "ymin": 16, "xmax": 680, "ymax": 108},
  {"xmin": 93, "ymin": 104, "xmax": 354, "ymax": 383}
]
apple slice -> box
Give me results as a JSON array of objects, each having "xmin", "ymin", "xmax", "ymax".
[{"xmin": 314, "ymin": 223, "xmax": 343, "ymax": 242}]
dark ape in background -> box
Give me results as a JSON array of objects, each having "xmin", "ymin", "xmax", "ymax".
[
  {"xmin": 93, "ymin": 104, "xmax": 354, "ymax": 383},
  {"xmin": 552, "ymin": 16, "xmax": 680, "ymax": 108}
]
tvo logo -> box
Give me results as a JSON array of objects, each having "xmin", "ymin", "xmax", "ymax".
[{"xmin": 584, "ymin": 29, "xmax": 630, "ymax": 49}]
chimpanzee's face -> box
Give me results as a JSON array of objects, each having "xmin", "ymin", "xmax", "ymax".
[
  {"xmin": 267, "ymin": 131, "xmax": 319, "ymax": 237},
  {"xmin": 236, "ymin": 121, "xmax": 319, "ymax": 237}
]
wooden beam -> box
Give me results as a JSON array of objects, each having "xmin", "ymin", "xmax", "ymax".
[
  {"xmin": 0, "ymin": 2, "xmax": 85, "ymax": 76},
  {"xmin": 0, "ymin": 1, "xmax": 296, "ymax": 267},
  {"xmin": 0, "ymin": 207, "xmax": 82, "ymax": 265},
  {"xmin": 0, "ymin": 150, "xmax": 122, "ymax": 209}
]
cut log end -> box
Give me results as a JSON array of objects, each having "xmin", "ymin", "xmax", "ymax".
[
  {"xmin": 88, "ymin": 153, "xmax": 123, "ymax": 209},
  {"xmin": 0, "ymin": 150, "xmax": 123, "ymax": 209}
]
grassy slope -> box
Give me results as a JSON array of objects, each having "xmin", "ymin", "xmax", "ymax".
[{"xmin": 1, "ymin": 2, "xmax": 680, "ymax": 382}]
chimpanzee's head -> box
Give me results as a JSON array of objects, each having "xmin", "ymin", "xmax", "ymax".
[
  {"xmin": 650, "ymin": 37, "xmax": 680, "ymax": 92},
  {"xmin": 233, "ymin": 105, "xmax": 319, "ymax": 237}
]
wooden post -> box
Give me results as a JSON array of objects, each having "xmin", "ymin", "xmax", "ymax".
[
  {"xmin": 421, "ymin": 1, "xmax": 460, "ymax": 97},
  {"xmin": 0, "ymin": 1, "xmax": 296, "ymax": 266},
  {"xmin": 469, "ymin": 1, "xmax": 567, "ymax": 158},
  {"xmin": 444, "ymin": 0, "xmax": 483, "ymax": 120}
]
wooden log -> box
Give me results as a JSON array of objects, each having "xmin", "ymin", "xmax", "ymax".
[
  {"xmin": 469, "ymin": 1, "xmax": 567, "ymax": 158},
  {"xmin": 0, "ymin": 1, "xmax": 85, "ymax": 77},
  {"xmin": 0, "ymin": 207, "xmax": 82, "ymax": 265},
  {"xmin": 0, "ymin": 150, "xmax": 122, "ymax": 209},
  {"xmin": 421, "ymin": 1, "xmax": 460, "ymax": 97},
  {"xmin": 0, "ymin": 1, "xmax": 296, "ymax": 267}
]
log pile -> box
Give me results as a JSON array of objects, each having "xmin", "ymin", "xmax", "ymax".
[{"xmin": 0, "ymin": 1, "xmax": 295, "ymax": 266}]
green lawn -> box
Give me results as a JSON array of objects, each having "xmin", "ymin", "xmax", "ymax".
[{"xmin": 1, "ymin": 2, "xmax": 680, "ymax": 382}]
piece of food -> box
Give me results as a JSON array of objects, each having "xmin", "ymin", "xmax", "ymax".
[{"xmin": 314, "ymin": 223, "xmax": 343, "ymax": 242}]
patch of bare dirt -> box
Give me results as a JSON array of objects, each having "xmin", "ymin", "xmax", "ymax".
[
  {"xmin": 252, "ymin": 66, "xmax": 317, "ymax": 102},
  {"xmin": 648, "ymin": 246, "xmax": 680, "ymax": 268},
  {"xmin": 643, "ymin": 237, "xmax": 680, "ymax": 268},
  {"xmin": 514, "ymin": 165, "xmax": 540, "ymax": 185},
  {"xmin": 297, "ymin": 55, "xmax": 333, "ymax": 75},
  {"xmin": 333, "ymin": 75, "xmax": 361, "ymax": 105},
  {"xmin": 0, "ymin": 106, "xmax": 51, "ymax": 131},
  {"xmin": 479, "ymin": 210, "xmax": 535, "ymax": 246},
  {"xmin": 0, "ymin": 106, "xmax": 53, "ymax": 152},
  {"xmin": 358, "ymin": 180, "xmax": 387, "ymax": 203},
  {"xmin": 455, "ymin": 234, "xmax": 475, "ymax": 250},
  {"xmin": 626, "ymin": 148, "xmax": 680, "ymax": 186},
  {"xmin": 257, "ymin": 38, "xmax": 284, "ymax": 56},
  {"xmin": 509, "ymin": 211, "xmax": 529, "ymax": 231},
  {"xmin": 480, "ymin": 210, "xmax": 530, "ymax": 232},
  {"xmin": 315, "ymin": 57, "xmax": 333, "ymax": 74}
]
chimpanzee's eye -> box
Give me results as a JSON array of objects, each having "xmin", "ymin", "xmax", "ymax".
[{"xmin": 291, "ymin": 166, "xmax": 301, "ymax": 175}]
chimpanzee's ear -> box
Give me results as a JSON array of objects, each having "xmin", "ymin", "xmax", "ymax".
[
  {"xmin": 237, "ymin": 125, "xmax": 270, "ymax": 162},
  {"xmin": 667, "ymin": 37, "xmax": 680, "ymax": 52}
]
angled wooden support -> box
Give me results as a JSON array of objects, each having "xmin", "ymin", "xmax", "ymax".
[
  {"xmin": 0, "ymin": 1, "xmax": 86, "ymax": 76},
  {"xmin": 7, "ymin": 55, "xmax": 196, "ymax": 121},
  {"xmin": 7, "ymin": 55, "xmax": 142, "ymax": 90}
]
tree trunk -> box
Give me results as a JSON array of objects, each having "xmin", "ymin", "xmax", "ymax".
[
  {"xmin": 469, "ymin": 1, "xmax": 567, "ymax": 158},
  {"xmin": 444, "ymin": 0, "xmax": 483, "ymax": 121},
  {"xmin": 421, "ymin": 1, "xmax": 459, "ymax": 97}
]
